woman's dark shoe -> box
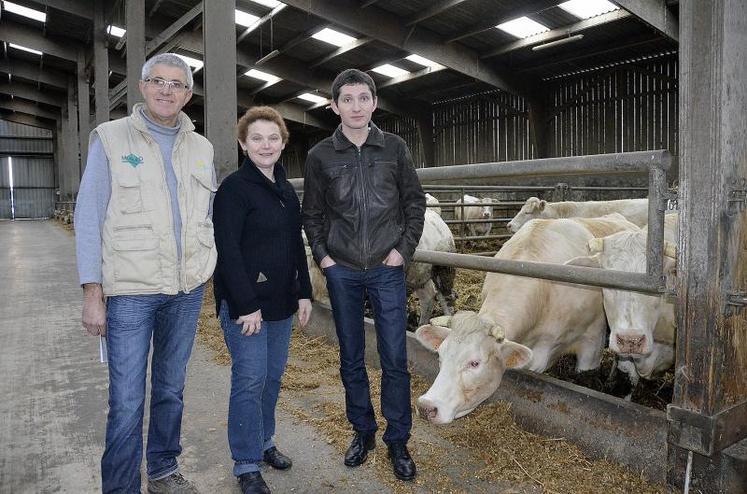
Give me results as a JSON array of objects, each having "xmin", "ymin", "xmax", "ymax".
[
  {"xmin": 344, "ymin": 432, "xmax": 376, "ymax": 467},
  {"xmin": 387, "ymin": 442, "xmax": 416, "ymax": 481},
  {"xmin": 238, "ymin": 472, "xmax": 271, "ymax": 494},
  {"xmin": 263, "ymin": 446, "xmax": 292, "ymax": 470}
]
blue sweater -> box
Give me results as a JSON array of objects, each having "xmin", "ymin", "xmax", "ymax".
[
  {"xmin": 212, "ymin": 159, "xmax": 312, "ymax": 321},
  {"xmin": 74, "ymin": 109, "xmax": 209, "ymax": 285}
]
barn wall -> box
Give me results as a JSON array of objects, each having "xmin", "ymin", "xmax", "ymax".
[
  {"xmin": 0, "ymin": 120, "xmax": 56, "ymax": 220},
  {"xmin": 546, "ymin": 53, "xmax": 678, "ymax": 168}
]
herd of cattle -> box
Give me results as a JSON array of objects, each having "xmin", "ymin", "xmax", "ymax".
[{"xmin": 305, "ymin": 194, "xmax": 678, "ymax": 424}]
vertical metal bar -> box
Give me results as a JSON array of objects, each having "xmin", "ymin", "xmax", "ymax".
[
  {"xmin": 66, "ymin": 77, "xmax": 79, "ymax": 199},
  {"xmin": 203, "ymin": 0, "xmax": 237, "ymax": 183},
  {"xmin": 646, "ymin": 157, "xmax": 668, "ymax": 277}
]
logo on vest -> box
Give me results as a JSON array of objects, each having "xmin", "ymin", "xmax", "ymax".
[
  {"xmin": 121, "ymin": 153, "xmax": 144, "ymax": 168},
  {"xmin": 195, "ymin": 159, "xmax": 208, "ymax": 170}
]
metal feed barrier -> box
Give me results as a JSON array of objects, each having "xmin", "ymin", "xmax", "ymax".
[{"xmin": 413, "ymin": 150, "xmax": 672, "ymax": 295}]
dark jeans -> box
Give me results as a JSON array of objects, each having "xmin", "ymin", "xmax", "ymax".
[
  {"xmin": 219, "ymin": 300, "xmax": 293, "ymax": 476},
  {"xmin": 324, "ymin": 263, "xmax": 411, "ymax": 444},
  {"xmin": 101, "ymin": 284, "xmax": 204, "ymax": 494}
]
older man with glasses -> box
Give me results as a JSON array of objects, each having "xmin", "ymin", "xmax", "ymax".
[{"xmin": 74, "ymin": 53, "xmax": 216, "ymax": 494}]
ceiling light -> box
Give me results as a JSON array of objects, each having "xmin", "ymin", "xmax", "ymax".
[
  {"xmin": 311, "ymin": 28, "xmax": 356, "ymax": 47},
  {"xmin": 8, "ymin": 43, "xmax": 42, "ymax": 56},
  {"xmin": 2, "ymin": 1, "xmax": 46, "ymax": 23},
  {"xmin": 497, "ymin": 17, "xmax": 550, "ymax": 39},
  {"xmin": 371, "ymin": 64, "xmax": 410, "ymax": 78},
  {"xmin": 175, "ymin": 54, "xmax": 203, "ymax": 71},
  {"xmin": 235, "ymin": 9, "xmax": 259, "ymax": 27},
  {"xmin": 405, "ymin": 54, "xmax": 442, "ymax": 69},
  {"xmin": 248, "ymin": 0, "xmax": 283, "ymax": 7},
  {"xmin": 297, "ymin": 93, "xmax": 328, "ymax": 104},
  {"xmin": 244, "ymin": 69, "xmax": 281, "ymax": 84},
  {"xmin": 107, "ymin": 25, "xmax": 126, "ymax": 38},
  {"xmin": 558, "ymin": 0, "xmax": 618, "ymax": 19}
]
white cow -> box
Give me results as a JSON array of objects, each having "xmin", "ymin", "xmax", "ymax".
[
  {"xmin": 303, "ymin": 209, "xmax": 457, "ymax": 325},
  {"xmin": 425, "ymin": 193, "xmax": 441, "ymax": 216},
  {"xmin": 507, "ymin": 197, "xmax": 649, "ymax": 233},
  {"xmin": 415, "ymin": 214, "xmax": 639, "ymax": 424},
  {"xmin": 454, "ymin": 195, "xmax": 494, "ymax": 237},
  {"xmin": 566, "ymin": 213, "xmax": 678, "ymax": 397}
]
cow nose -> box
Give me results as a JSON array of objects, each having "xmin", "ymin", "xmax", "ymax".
[
  {"xmin": 417, "ymin": 400, "xmax": 438, "ymax": 421},
  {"xmin": 615, "ymin": 333, "xmax": 648, "ymax": 355}
]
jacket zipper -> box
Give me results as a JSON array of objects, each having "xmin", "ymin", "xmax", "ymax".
[{"xmin": 356, "ymin": 147, "xmax": 369, "ymax": 269}]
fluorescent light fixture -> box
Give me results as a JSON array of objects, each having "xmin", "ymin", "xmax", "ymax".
[
  {"xmin": 297, "ymin": 93, "xmax": 328, "ymax": 104},
  {"xmin": 248, "ymin": 0, "xmax": 282, "ymax": 7},
  {"xmin": 371, "ymin": 64, "xmax": 410, "ymax": 78},
  {"xmin": 244, "ymin": 68, "xmax": 281, "ymax": 84},
  {"xmin": 235, "ymin": 9, "xmax": 260, "ymax": 27},
  {"xmin": 497, "ymin": 17, "xmax": 550, "ymax": 39},
  {"xmin": 558, "ymin": 0, "xmax": 618, "ymax": 19},
  {"xmin": 107, "ymin": 25, "xmax": 126, "ymax": 38},
  {"xmin": 2, "ymin": 1, "xmax": 46, "ymax": 23},
  {"xmin": 8, "ymin": 43, "xmax": 42, "ymax": 56},
  {"xmin": 311, "ymin": 28, "xmax": 356, "ymax": 47},
  {"xmin": 405, "ymin": 54, "xmax": 442, "ymax": 68},
  {"xmin": 175, "ymin": 54, "xmax": 203, "ymax": 71}
]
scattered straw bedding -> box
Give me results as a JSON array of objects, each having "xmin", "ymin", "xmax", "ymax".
[{"xmin": 196, "ymin": 280, "xmax": 665, "ymax": 494}]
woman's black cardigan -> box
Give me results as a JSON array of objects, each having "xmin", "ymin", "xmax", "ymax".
[{"xmin": 212, "ymin": 158, "xmax": 312, "ymax": 321}]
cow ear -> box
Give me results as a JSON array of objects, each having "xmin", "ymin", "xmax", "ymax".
[
  {"xmin": 415, "ymin": 324, "xmax": 451, "ymax": 352},
  {"xmin": 499, "ymin": 340, "xmax": 533, "ymax": 369},
  {"xmin": 538, "ymin": 200, "xmax": 546, "ymax": 212},
  {"xmin": 564, "ymin": 255, "xmax": 601, "ymax": 268}
]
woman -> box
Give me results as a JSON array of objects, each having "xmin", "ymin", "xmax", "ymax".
[{"xmin": 213, "ymin": 106, "xmax": 312, "ymax": 494}]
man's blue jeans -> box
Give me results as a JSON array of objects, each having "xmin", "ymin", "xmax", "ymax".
[
  {"xmin": 101, "ymin": 284, "xmax": 204, "ymax": 494},
  {"xmin": 324, "ymin": 263, "xmax": 412, "ymax": 444},
  {"xmin": 219, "ymin": 300, "xmax": 293, "ymax": 476}
]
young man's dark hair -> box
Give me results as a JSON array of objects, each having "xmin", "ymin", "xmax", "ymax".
[{"xmin": 331, "ymin": 68, "xmax": 377, "ymax": 103}]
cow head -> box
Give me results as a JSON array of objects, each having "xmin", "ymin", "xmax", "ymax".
[
  {"xmin": 507, "ymin": 197, "xmax": 547, "ymax": 233},
  {"xmin": 479, "ymin": 197, "xmax": 494, "ymax": 219},
  {"xmin": 414, "ymin": 311, "xmax": 532, "ymax": 424},
  {"xmin": 565, "ymin": 232, "xmax": 676, "ymax": 358}
]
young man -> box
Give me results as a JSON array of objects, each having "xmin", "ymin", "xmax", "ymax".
[
  {"xmin": 75, "ymin": 53, "xmax": 216, "ymax": 494},
  {"xmin": 302, "ymin": 69, "xmax": 426, "ymax": 481}
]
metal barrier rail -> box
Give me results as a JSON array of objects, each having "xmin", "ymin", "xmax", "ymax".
[
  {"xmin": 412, "ymin": 150, "xmax": 672, "ymax": 295},
  {"xmin": 289, "ymin": 150, "xmax": 671, "ymax": 294}
]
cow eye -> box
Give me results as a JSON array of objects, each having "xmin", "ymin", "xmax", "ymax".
[{"xmin": 469, "ymin": 360, "xmax": 480, "ymax": 368}]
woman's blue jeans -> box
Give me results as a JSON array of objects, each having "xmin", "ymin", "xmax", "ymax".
[
  {"xmin": 219, "ymin": 300, "xmax": 293, "ymax": 476},
  {"xmin": 101, "ymin": 284, "xmax": 204, "ymax": 494},
  {"xmin": 324, "ymin": 263, "xmax": 412, "ymax": 445}
]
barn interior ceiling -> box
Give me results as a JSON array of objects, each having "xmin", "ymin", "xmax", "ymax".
[{"xmin": 0, "ymin": 0, "xmax": 679, "ymax": 133}]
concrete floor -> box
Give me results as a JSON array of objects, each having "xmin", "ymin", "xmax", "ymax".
[{"xmin": 0, "ymin": 220, "xmax": 390, "ymax": 494}]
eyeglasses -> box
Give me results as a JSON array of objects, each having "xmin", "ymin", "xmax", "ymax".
[{"xmin": 144, "ymin": 77, "xmax": 190, "ymax": 92}]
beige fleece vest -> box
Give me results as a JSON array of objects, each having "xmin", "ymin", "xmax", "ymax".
[{"xmin": 93, "ymin": 104, "xmax": 217, "ymax": 296}]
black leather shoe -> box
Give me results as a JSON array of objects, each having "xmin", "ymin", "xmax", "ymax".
[
  {"xmin": 238, "ymin": 472, "xmax": 271, "ymax": 494},
  {"xmin": 344, "ymin": 432, "xmax": 376, "ymax": 467},
  {"xmin": 263, "ymin": 446, "xmax": 292, "ymax": 470},
  {"xmin": 387, "ymin": 442, "xmax": 416, "ymax": 481}
]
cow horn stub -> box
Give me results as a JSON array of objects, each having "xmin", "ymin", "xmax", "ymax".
[
  {"xmin": 489, "ymin": 325, "xmax": 505, "ymax": 342},
  {"xmin": 429, "ymin": 315, "xmax": 453, "ymax": 328},
  {"xmin": 587, "ymin": 237, "xmax": 604, "ymax": 254},
  {"xmin": 664, "ymin": 241, "xmax": 677, "ymax": 259}
]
